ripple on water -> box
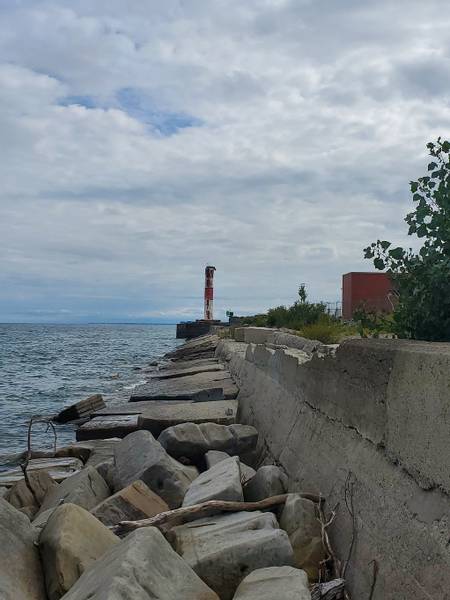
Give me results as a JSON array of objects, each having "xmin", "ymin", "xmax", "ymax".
[{"xmin": 0, "ymin": 323, "xmax": 180, "ymax": 462}]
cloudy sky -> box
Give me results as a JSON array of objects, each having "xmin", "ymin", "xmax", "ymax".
[{"xmin": 1, "ymin": 0, "xmax": 449, "ymax": 323}]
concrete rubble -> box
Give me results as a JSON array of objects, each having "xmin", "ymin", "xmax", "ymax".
[
  {"xmin": 182, "ymin": 455, "xmax": 244, "ymax": 506},
  {"xmin": 170, "ymin": 510, "xmax": 295, "ymax": 600},
  {"xmin": 90, "ymin": 479, "xmax": 169, "ymax": 526},
  {"xmin": 0, "ymin": 333, "xmax": 339, "ymax": 600},
  {"xmin": 39, "ymin": 503, "xmax": 119, "ymax": 600},
  {"xmin": 243, "ymin": 465, "xmax": 288, "ymax": 501},
  {"xmin": 158, "ymin": 421, "xmax": 258, "ymax": 460}
]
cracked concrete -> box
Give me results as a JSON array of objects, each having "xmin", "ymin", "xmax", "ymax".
[{"xmin": 217, "ymin": 335, "xmax": 450, "ymax": 600}]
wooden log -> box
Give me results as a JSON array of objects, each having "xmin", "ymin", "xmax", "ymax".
[
  {"xmin": 311, "ymin": 579, "xmax": 346, "ymax": 600},
  {"xmin": 111, "ymin": 492, "xmax": 322, "ymax": 536}
]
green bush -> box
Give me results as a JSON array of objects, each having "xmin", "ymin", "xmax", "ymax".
[
  {"xmin": 364, "ymin": 138, "xmax": 450, "ymax": 341},
  {"xmin": 299, "ymin": 317, "xmax": 358, "ymax": 344}
]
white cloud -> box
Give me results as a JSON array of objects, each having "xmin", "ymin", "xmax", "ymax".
[{"xmin": 0, "ymin": 0, "xmax": 449, "ymax": 321}]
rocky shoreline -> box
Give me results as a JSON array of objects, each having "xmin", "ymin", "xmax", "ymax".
[{"xmin": 0, "ymin": 334, "xmax": 346, "ymax": 600}]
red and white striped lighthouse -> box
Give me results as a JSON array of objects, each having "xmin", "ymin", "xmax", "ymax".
[{"xmin": 204, "ymin": 265, "xmax": 216, "ymax": 321}]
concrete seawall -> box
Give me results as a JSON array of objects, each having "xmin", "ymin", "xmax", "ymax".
[{"xmin": 217, "ymin": 328, "xmax": 450, "ymax": 599}]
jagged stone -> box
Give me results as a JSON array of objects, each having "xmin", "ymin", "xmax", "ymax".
[
  {"xmin": 32, "ymin": 508, "xmax": 56, "ymax": 530},
  {"xmin": 36, "ymin": 466, "xmax": 110, "ymax": 516},
  {"xmin": 61, "ymin": 527, "xmax": 220, "ymax": 600},
  {"xmin": 0, "ymin": 498, "xmax": 47, "ymax": 600},
  {"xmin": 5, "ymin": 470, "xmax": 58, "ymax": 518},
  {"xmin": 91, "ymin": 480, "xmax": 169, "ymax": 526},
  {"xmin": 158, "ymin": 422, "xmax": 258, "ymax": 460},
  {"xmin": 171, "ymin": 510, "xmax": 294, "ymax": 600},
  {"xmin": 244, "ymin": 465, "xmax": 288, "ymax": 501},
  {"xmin": 205, "ymin": 450, "xmax": 256, "ymax": 484},
  {"xmin": 113, "ymin": 430, "xmax": 197, "ymax": 508},
  {"xmin": 232, "ymin": 566, "xmax": 311, "ymax": 599},
  {"xmin": 39, "ymin": 503, "xmax": 119, "ymax": 600},
  {"xmin": 182, "ymin": 456, "xmax": 243, "ymax": 506},
  {"xmin": 279, "ymin": 494, "xmax": 325, "ymax": 581}
]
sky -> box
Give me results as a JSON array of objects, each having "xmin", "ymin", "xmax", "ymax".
[{"xmin": 1, "ymin": 0, "xmax": 450, "ymax": 323}]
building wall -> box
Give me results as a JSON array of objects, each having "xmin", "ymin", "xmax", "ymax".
[{"xmin": 342, "ymin": 272, "xmax": 394, "ymax": 320}]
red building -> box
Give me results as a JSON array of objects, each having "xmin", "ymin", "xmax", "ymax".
[{"xmin": 342, "ymin": 272, "xmax": 395, "ymax": 320}]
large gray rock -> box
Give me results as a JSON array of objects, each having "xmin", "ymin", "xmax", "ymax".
[
  {"xmin": 182, "ymin": 456, "xmax": 243, "ymax": 507},
  {"xmin": 36, "ymin": 466, "xmax": 110, "ymax": 516},
  {"xmin": 91, "ymin": 480, "xmax": 169, "ymax": 526},
  {"xmin": 205, "ymin": 450, "xmax": 256, "ymax": 484},
  {"xmin": 171, "ymin": 510, "xmax": 294, "ymax": 600},
  {"xmin": 113, "ymin": 430, "xmax": 198, "ymax": 508},
  {"xmin": 232, "ymin": 566, "xmax": 311, "ymax": 599},
  {"xmin": 244, "ymin": 465, "xmax": 288, "ymax": 501},
  {"xmin": 0, "ymin": 498, "xmax": 47, "ymax": 600},
  {"xmin": 158, "ymin": 422, "xmax": 258, "ymax": 460},
  {"xmin": 5, "ymin": 470, "xmax": 58, "ymax": 518},
  {"xmin": 39, "ymin": 503, "xmax": 119, "ymax": 600},
  {"xmin": 62, "ymin": 527, "xmax": 220, "ymax": 600},
  {"xmin": 279, "ymin": 494, "xmax": 325, "ymax": 581}
]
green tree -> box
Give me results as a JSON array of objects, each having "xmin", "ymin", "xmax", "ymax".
[{"xmin": 364, "ymin": 138, "xmax": 450, "ymax": 341}]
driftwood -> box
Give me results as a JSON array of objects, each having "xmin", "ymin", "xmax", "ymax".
[
  {"xmin": 111, "ymin": 492, "xmax": 321, "ymax": 536},
  {"xmin": 311, "ymin": 579, "xmax": 345, "ymax": 600}
]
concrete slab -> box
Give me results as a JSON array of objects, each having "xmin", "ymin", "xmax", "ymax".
[
  {"xmin": 137, "ymin": 400, "xmax": 238, "ymax": 436},
  {"xmin": 153, "ymin": 363, "xmax": 224, "ymax": 380},
  {"xmin": 76, "ymin": 415, "xmax": 139, "ymax": 441},
  {"xmin": 130, "ymin": 370, "xmax": 238, "ymax": 402},
  {"xmin": 0, "ymin": 457, "xmax": 84, "ymax": 487}
]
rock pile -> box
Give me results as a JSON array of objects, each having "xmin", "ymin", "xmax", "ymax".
[{"xmin": 0, "ymin": 334, "xmax": 340, "ymax": 600}]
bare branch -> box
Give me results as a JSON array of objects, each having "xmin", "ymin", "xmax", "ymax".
[{"xmin": 111, "ymin": 492, "xmax": 322, "ymax": 536}]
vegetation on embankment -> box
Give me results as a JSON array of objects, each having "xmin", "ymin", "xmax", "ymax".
[
  {"xmin": 240, "ymin": 285, "xmax": 358, "ymax": 344},
  {"xmin": 365, "ymin": 138, "xmax": 450, "ymax": 341}
]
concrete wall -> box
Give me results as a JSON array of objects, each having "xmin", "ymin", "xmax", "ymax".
[{"xmin": 217, "ymin": 333, "xmax": 450, "ymax": 599}]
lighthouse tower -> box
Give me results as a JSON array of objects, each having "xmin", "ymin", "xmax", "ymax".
[{"xmin": 204, "ymin": 266, "xmax": 216, "ymax": 321}]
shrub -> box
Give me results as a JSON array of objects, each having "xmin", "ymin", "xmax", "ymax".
[{"xmin": 364, "ymin": 138, "xmax": 450, "ymax": 341}]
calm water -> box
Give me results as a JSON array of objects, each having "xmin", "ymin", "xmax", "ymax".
[{"xmin": 0, "ymin": 324, "xmax": 180, "ymax": 463}]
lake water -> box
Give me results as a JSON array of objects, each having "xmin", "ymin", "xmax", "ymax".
[{"xmin": 0, "ymin": 323, "xmax": 180, "ymax": 464}]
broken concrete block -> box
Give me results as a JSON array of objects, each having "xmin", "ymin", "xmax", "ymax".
[
  {"xmin": 91, "ymin": 480, "xmax": 169, "ymax": 526},
  {"xmin": 54, "ymin": 394, "xmax": 106, "ymax": 423},
  {"xmin": 76, "ymin": 415, "xmax": 140, "ymax": 441},
  {"xmin": 0, "ymin": 456, "xmax": 84, "ymax": 487},
  {"xmin": 158, "ymin": 422, "xmax": 258, "ymax": 460},
  {"xmin": 61, "ymin": 527, "xmax": 220, "ymax": 600},
  {"xmin": 113, "ymin": 430, "xmax": 197, "ymax": 508},
  {"xmin": 0, "ymin": 498, "xmax": 47, "ymax": 600},
  {"xmin": 171, "ymin": 510, "xmax": 294, "ymax": 600},
  {"xmin": 232, "ymin": 566, "xmax": 311, "ymax": 599},
  {"xmin": 182, "ymin": 456, "xmax": 243, "ymax": 506},
  {"xmin": 176, "ymin": 514, "xmax": 293, "ymax": 589},
  {"xmin": 205, "ymin": 451, "xmax": 256, "ymax": 484},
  {"xmin": 5, "ymin": 470, "xmax": 58, "ymax": 518},
  {"xmin": 279, "ymin": 494, "xmax": 325, "ymax": 581},
  {"xmin": 39, "ymin": 503, "xmax": 119, "ymax": 600},
  {"xmin": 244, "ymin": 465, "xmax": 288, "ymax": 501},
  {"xmin": 37, "ymin": 466, "xmax": 110, "ymax": 516}
]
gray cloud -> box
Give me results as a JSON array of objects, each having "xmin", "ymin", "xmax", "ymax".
[{"xmin": 0, "ymin": 0, "xmax": 449, "ymax": 322}]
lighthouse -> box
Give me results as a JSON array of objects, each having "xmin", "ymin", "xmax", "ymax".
[{"xmin": 204, "ymin": 265, "xmax": 216, "ymax": 321}]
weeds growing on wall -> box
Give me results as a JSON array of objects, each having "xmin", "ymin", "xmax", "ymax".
[{"xmin": 364, "ymin": 138, "xmax": 450, "ymax": 341}]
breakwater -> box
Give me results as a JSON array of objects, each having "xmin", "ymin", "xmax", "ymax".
[
  {"xmin": 218, "ymin": 327, "xmax": 450, "ymax": 599},
  {"xmin": 1, "ymin": 328, "xmax": 448, "ymax": 599}
]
